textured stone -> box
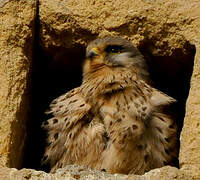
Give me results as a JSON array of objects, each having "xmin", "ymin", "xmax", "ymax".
[
  {"xmin": 0, "ymin": 165, "xmax": 128, "ymax": 180},
  {"xmin": 180, "ymin": 46, "xmax": 200, "ymax": 178},
  {"xmin": 0, "ymin": 0, "xmax": 36, "ymax": 168},
  {"xmin": 39, "ymin": 0, "xmax": 196, "ymax": 56},
  {"xmin": 177, "ymin": 2, "xmax": 200, "ymax": 180},
  {"xmin": 0, "ymin": 165, "xmax": 193, "ymax": 180},
  {"xmin": 0, "ymin": 0, "xmax": 200, "ymax": 179}
]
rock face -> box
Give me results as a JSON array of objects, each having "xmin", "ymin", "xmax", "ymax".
[
  {"xmin": 0, "ymin": 0, "xmax": 200, "ymax": 179},
  {"xmin": 0, "ymin": 165, "xmax": 193, "ymax": 180},
  {"xmin": 0, "ymin": 0, "xmax": 36, "ymax": 168}
]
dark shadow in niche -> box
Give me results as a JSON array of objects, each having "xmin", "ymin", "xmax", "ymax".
[
  {"xmin": 22, "ymin": 30, "xmax": 196, "ymax": 171},
  {"xmin": 22, "ymin": 1, "xmax": 90, "ymax": 170},
  {"xmin": 22, "ymin": 41, "xmax": 85, "ymax": 170},
  {"xmin": 138, "ymin": 40, "xmax": 196, "ymax": 167}
]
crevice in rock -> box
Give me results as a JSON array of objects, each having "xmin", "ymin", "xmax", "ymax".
[
  {"xmin": 22, "ymin": 2, "xmax": 85, "ymax": 169},
  {"xmin": 22, "ymin": 36, "xmax": 195, "ymax": 172},
  {"xmin": 21, "ymin": 4, "xmax": 196, "ymax": 171},
  {"xmin": 22, "ymin": 44, "xmax": 85, "ymax": 171},
  {"xmin": 22, "ymin": 0, "xmax": 41, "ymax": 170}
]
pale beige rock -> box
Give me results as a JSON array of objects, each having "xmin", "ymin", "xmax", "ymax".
[
  {"xmin": 39, "ymin": 0, "xmax": 196, "ymax": 56},
  {"xmin": 177, "ymin": 2, "xmax": 200, "ymax": 180},
  {"xmin": 0, "ymin": 165, "xmax": 193, "ymax": 180},
  {"xmin": 0, "ymin": 165, "xmax": 128, "ymax": 180},
  {"xmin": 0, "ymin": 0, "xmax": 200, "ymax": 179},
  {"xmin": 0, "ymin": 0, "xmax": 36, "ymax": 168},
  {"xmin": 180, "ymin": 48, "xmax": 200, "ymax": 178},
  {"xmin": 134, "ymin": 166, "xmax": 192, "ymax": 180}
]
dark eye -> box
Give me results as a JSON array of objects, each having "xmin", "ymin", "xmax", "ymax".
[{"xmin": 105, "ymin": 45, "xmax": 124, "ymax": 54}]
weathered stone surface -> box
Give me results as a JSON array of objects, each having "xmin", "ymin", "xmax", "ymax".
[
  {"xmin": 177, "ymin": 1, "xmax": 200, "ymax": 180},
  {"xmin": 0, "ymin": 165, "xmax": 193, "ymax": 180},
  {"xmin": 0, "ymin": 0, "xmax": 36, "ymax": 168},
  {"xmin": 0, "ymin": 0, "xmax": 200, "ymax": 179},
  {"xmin": 180, "ymin": 46, "xmax": 200, "ymax": 177},
  {"xmin": 132, "ymin": 166, "xmax": 192, "ymax": 180},
  {"xmin": 0, "ymin": 165, "xmax": 128, "ymax": 180},
  {"xmin": 39, "ymin": 0, "xmax": 196, "ymax": 57}
]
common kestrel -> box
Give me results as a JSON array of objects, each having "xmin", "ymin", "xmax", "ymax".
[{"xmin": 42, "ymin": 36, "xmax": 178, "ymax": 175}]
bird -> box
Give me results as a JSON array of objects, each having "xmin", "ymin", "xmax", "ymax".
[{"xmin": 42, "ymin": 36, "xmax": 178, "ymax": 175}]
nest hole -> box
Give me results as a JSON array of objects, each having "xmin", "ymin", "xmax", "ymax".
[{"xmin": 22, "ymin": 37, "xmax": 196, "ymax": 171}]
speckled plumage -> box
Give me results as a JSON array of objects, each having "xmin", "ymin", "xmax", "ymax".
[{"xmin": 42, "ymin": 36, "xmax": 178, "ymax": 175}]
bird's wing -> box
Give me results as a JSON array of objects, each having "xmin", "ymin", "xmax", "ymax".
[
  {"xmin": 41, "ymin": 87, "xmax": 98, "ymax": 171},
  {"xmin": 99, "ymin": 80, "xmax": 178, "ymax": 174},
  {"xmin": 147, "ymin": 88, "xmax": 178, "ymax": 165},
  {"xmin": 128, "ymin": 82, "xmax": 178, "ymax": 172}
]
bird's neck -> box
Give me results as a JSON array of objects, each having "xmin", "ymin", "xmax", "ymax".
[
  {"xmin": 82, "ymin": 65, "xmax": 150, "ymax": 85},
  {"xmin": 81, "ymin": 66, "xmax": 151, "ymax": 98}
]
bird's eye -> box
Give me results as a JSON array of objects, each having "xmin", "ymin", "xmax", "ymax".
[{"xmin": 105, "ymin": 45, "xmax": 124, "ymax": 54}]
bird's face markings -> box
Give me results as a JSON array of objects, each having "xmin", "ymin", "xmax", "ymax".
[
  {"xmin": 105, "ymin": 45, "xmax": 135, "ymax": 66},
  {"xmin": 86, "ymin": 37, "xmax": 141, "ymax": 66},
  {"xmin": 86, "ymin": 43, "xmax": 133, "ymax": 67},
  {"xmin": 105, "ymin": 45, "xmax": 124, "ymax": 54},
  {"xmin": 84, "ymin": 36, "xmax": 148, "ymax": 77}
]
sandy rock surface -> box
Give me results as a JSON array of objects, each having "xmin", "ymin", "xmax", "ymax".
[
  {"xmin": 0, "ymin": 0, "xmax": 200, "ymax": 179},
  {"xmin": 0, "ymin": 165, "xmax": 193, "ymax": 180},
  {"xmin": 0, "ymin": 0, "xmax": 36, "ymax": 168}
]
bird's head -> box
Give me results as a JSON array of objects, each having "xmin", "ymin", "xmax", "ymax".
[{"xmin": 83, "ymin": 36, "xmax": 149, "ymax": 81}]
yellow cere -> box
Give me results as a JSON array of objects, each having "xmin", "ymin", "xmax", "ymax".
[{"xmin": 92, "ymin": 47, "xmax": 100, "ymax": 54}]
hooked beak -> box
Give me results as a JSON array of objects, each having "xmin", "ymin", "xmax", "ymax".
[{"xmin": 86, "ymin": 47, "xmax": 99, "ymax": 59}]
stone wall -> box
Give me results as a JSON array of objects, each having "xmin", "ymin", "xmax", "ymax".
[
  {"xmin": 0, "ymin": 0, "xmax": 36, "ymax": 168},
  {"xmin": 0, "ymin": 0, "xmax": 200, "ymax": 179}
]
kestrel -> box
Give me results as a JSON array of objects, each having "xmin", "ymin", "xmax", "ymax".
[{"xmin": 42, "ymin": 36, "xmax": 178, "ymax": 175}]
